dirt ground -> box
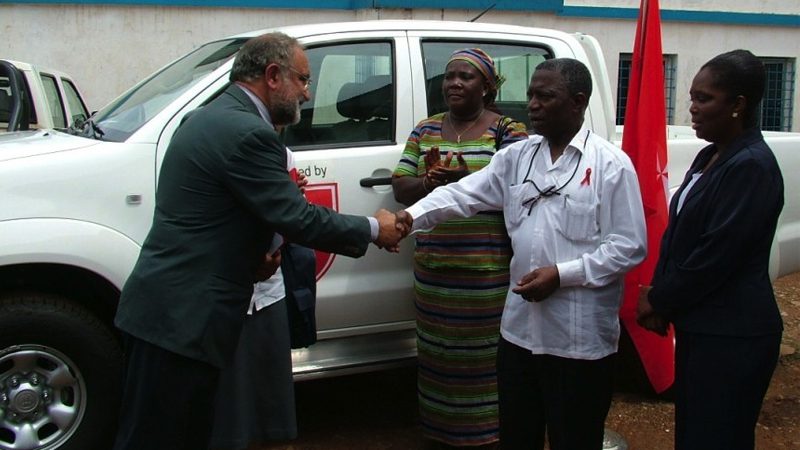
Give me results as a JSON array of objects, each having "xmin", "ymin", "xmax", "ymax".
[
  {"xmin": 605, "ymin": 271, "xmax": 800, "ymax": 450},
  {"xmin": 262, "ymin": 272, "xmax": 800, "ymax": 450}
]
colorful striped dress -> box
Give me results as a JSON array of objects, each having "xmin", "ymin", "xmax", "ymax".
[{"xmin": 394, "ymin": 113, "xmax": 527, "ymax": 446}]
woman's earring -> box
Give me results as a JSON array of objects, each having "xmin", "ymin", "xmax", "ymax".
[{"xmin": 732, "ymin": 112, "xmax": 739, "ymax": 118}]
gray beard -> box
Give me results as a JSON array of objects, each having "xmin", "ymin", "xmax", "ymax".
[{"xmin": 272, "ymin": 93, "xmax": 301, "ymax": 127}]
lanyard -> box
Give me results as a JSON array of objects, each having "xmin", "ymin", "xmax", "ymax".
[{"xmin": 520, "ymin": 130, "xmax": 589, "ymax": 215}]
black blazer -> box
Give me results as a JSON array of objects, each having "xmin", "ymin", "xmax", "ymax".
[
  {"xmin": 649, "ymin": 128, "xmax": 784, "ymax": 336},
  {"xmin": 115, "ymin": 84, "xmax": 371, "ymax": 367}
]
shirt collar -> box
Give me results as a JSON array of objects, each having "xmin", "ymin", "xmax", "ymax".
[
  {"xmin": 566, "ymin": 126, "xmax": 592, "ymax": 154},
  {"xmin": 528, "ymin": 126, "xmax": 592, "ymax": 155},
  {"xmin": 235, "ymin": 83, "xmax": 273, "ymax": 129}
]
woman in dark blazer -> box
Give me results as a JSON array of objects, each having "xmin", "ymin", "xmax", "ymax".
[{"xmin": 637, "ymin": 50, "xmax": 784, "ymax": 450}]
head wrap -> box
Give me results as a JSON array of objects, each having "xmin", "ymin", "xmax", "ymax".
[{"xmin": 447, "ymin": 48, "xmax": 505, "ymax": 93}]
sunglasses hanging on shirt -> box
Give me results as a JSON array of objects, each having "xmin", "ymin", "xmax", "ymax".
[{"xmin": 520, "ymin": 130, "xmax": 590, "ymax": 215}]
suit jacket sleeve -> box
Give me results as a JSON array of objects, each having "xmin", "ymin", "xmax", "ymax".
[{"xmin": 225, "ymin": 124, "xmax": 371, "ymax": 258}]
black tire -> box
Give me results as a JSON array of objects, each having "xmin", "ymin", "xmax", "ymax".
[{"xmin": 0, "ymin": 292, "xmax": 123, "ymax": 450}]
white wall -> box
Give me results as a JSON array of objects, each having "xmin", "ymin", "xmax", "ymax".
[{"xmin": 1, "ymin": 4, "xmax": 798, "ymax": 130}]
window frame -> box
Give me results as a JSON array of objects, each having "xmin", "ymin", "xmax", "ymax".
[
  {"xmin": 62, "ymin": 77, "xmax": 90, "ymax": 126},
  {"xmin": 759, "ymin": 57, "xmax": 795, "ymax": 132},
  {"xmin": 40, "ymin": 73, "xmax": 67, "ymax": 128},
  {"xmin": 615, "ymin": 53, "xmax": 676, "ymax": 126},
  {"xmin": 283, "ymin": 39, "xmax": 397, "ymax": 151},
  {"xmin": 419, "ymin": 39, "xmax": 552, "ymax": 131}
]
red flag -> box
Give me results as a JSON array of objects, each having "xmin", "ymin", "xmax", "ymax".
[{"xmin": 620, "ymin": 0, "xmax": 674, "ymax": 394}]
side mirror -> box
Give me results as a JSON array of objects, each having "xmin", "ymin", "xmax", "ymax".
[{"xmin": 71, "ymin": 113, "xmax": 88, "ymax": 129}]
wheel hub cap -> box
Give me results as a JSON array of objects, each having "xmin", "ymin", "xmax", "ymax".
[{"xmin": 0, "ymin": 346, "xmax": 84, "ymax": 450}]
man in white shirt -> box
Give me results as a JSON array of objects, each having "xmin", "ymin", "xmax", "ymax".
[{"xmin": 396, "ymin": 58, "xmax": 646, "ymax": 450}]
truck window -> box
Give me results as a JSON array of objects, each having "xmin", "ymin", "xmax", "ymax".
[
  {"xmin": 421, "ymin": 41, "xmax": 551, "ymax": 131},
  {"xmin": 41, "ymin": 74, "xmax": 67, "ymax": 128},
  {"xmin": 92, "ymin": 38, "xmax": 246, "ymax": 142},
  {"xmin": 284, "ymin": 41, "xmax": 394, "ymax": 149},
  {"xmin": 62, "ymin": 78, "xmax": 89, "ymax": 126}
]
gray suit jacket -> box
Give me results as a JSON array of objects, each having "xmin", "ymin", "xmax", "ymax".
[{"xmin": 115, "ymin": 84, "xmax": 371, "ymax": 367}]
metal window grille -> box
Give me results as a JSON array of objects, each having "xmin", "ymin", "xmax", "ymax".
[
  {"xmin": 760, "ymin": 58, "xmax": 795, "ymax": 132},
  {"xmin": 616, "ymin": 56, "xmax": 631, "ymax": 126},
  {"xmin": 663, "ymin": 55, "xmax": 676, "ymax": 125},
  {"xmin": 616, "ymin": 53, "xmax": 675, "ymax": 126}
]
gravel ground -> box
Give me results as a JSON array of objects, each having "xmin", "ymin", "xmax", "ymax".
[{"xmin": 258, "ymin": 272, "xmax": 800, "ymax": 450}]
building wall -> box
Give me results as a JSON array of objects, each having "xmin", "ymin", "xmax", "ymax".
[
  {"xmin": 1, "ymin": 3, "xmax": 798, "ymax": 130},
  {"xmin": 567, "ymin": 0, "xmax": 799, "ymax": 15}
]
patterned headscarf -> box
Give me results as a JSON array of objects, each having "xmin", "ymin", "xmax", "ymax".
[{"xmin": 447, "ymin": 48, "xmax": 506, "ymax": 94}]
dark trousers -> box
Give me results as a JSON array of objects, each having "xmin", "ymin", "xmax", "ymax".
[
  {"xmin": 209, "ymin": 300, "xmax": 297, "ymax": 449},
  {"xmin": 674, "ymin": 330, "xmax": 781, "ymax": 450},
  {"xmin": 112, "ymin": 334, "xmax": 220, "ymax": 450},
  {"xmin": 496, "ymin": 337, "xmax": 614, "ymax": 450}
]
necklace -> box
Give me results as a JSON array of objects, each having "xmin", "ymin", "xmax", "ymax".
[{"xmin": 447, "ymin": 109, "xmax": 485, "ymax": 144}]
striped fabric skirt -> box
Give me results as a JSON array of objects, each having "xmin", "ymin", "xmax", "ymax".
[{"xmin": 414, "ymin": 262, "xmax": 510, "ymax": 446}]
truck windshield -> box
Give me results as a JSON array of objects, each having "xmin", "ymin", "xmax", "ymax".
[{"xmin": 91, "ymin": 38, "xmax": 246, "ymax": 142}]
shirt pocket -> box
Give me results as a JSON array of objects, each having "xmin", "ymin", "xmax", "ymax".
[
  {"xmin": 506, "ymin": 183, "xmax": 538, "ymax": 229},
  {"xmin": 558, "ymin": 194, "xmax": 598, "ymax": 242}
]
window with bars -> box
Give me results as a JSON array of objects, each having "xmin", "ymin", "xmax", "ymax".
[
  {"xmin": 616, "ymin": 53, "xmax": 676, "ymax": 126},
  {"xmin": 760, "ymin": 58, "xmax": 795, "ymax": 132}
]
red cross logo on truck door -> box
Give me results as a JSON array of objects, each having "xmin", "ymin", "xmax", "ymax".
[{"xmin": 304, "ymin": 182, "xmax": 339, "ymax": 281}]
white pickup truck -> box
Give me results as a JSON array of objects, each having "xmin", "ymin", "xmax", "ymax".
[
  {"xmin": 0, "ymin": 20, "xmax": 798, "ymax": 450},
  {"xmin": 0, "ymin": 59, "xmax": 90, "ymax": 133}
]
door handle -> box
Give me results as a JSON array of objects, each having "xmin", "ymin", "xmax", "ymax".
[{"xmin": 359, "ymin": 176, "xmax": 392, "ymax": 187}]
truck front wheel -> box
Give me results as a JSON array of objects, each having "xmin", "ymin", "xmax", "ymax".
[{"xmin": 0, "ymin": 292, "xmax": 122, "ymax": 450}]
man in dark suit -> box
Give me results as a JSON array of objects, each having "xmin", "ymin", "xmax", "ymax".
[{"xmin": 112, "ymin": 32, "xmax": 405, "ymax": 450}]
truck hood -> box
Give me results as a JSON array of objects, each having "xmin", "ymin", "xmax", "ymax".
[{"xmin": 0, "ymin": 129, "xmax": 99, "ymax": 162}]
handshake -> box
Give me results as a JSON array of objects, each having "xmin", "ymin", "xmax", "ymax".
[{"xmin": 372, "ymin": 209, "xmax": 414, "ymax": 252}]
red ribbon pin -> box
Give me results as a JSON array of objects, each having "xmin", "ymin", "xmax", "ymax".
[{"xmin": 580, "ymin": 167, "xmax": 592, "ymax": 186}]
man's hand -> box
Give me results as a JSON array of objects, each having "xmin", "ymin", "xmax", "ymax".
[
  {"xmin": 394, "ymin": 210, "xmax": 413, "ymax": 235},
  {"xmin": 511, "ymin": 266, "xmax": 560, "ymax": 302},
  {"xmin": 373, "ymin": 208, "xmax": 407, "ymax": 252},
  {"xmin": 636, "ymin": 285, "xmax": 669, "ymax": 336},
  {"xmin": 254, "ymin": 250, "xmax": 282, "ymax": 282}
]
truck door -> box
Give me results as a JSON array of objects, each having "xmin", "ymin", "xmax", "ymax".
[{"xmin": 283, "ymin": 33, "xmax": 416, "ymax": 335}]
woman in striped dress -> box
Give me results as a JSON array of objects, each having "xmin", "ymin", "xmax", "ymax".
[{"xmin": 392, "ymin": 48, "xmax": 527, "ymax": 448}]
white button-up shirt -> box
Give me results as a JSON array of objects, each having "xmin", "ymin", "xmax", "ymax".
[{"xmin": 407, "ymin": 127, "xmax": 646, "ymax": 360}]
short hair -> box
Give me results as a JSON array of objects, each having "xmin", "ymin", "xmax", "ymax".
[
  {"xmin": 229, "ymin": 32, "xmax": 300, "ymax": 83},
  {"xmin": 701, "ymin": 49, "xmax": 765, "ymax": 127},
  {"xmin": 535, "ymin": 58, "xmax": 593, "ymax": 100}
]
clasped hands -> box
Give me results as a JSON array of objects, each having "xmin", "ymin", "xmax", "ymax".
[
  {"xmin": 636, "ymin": 285, "xmax": 669, "ymax": 336},
  {"xmin": 372, "ymin": 209, "xmax": 414, "ymax": 253},
  {"xmin": 423, "ymin": 146, "xmax": 469, "ymax": 190},
  {"xmin": 512, "ymin": 266, "xmax": 560, "ymax": 302}
]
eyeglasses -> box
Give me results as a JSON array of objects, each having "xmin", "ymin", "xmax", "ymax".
[{"xmin": 282, "ymin": 65, "xmax": 312, "ymax": 89}]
